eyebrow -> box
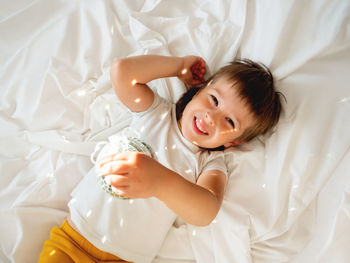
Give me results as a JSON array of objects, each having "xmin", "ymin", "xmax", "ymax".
[{"xmin": 212, "ymin": 87, "xmax": 241, "ymax": 130}]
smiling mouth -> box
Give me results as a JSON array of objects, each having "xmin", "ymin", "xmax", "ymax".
[{"xmin": 193, "ymin": 117, "xmax": 208, "ymax": 135}]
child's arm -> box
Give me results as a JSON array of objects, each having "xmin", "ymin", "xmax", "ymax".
[
  {"xmin": 110, "ymin": 55, "xmax": 205, "ymax": 112},
  {"xmin": 157, "ymin": 166, "xmax": 227, "ymax": 227},
  {"xmin": 98, "ymin": 152, "xmax": 227, "ymax": 226}
]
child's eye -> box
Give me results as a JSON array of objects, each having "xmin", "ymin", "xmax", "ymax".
[
  {"xmin": 226, "ymin": 117, "xmax": 235, "ymax": 128},
  {"xmin": 210, "ymin": 95, "xmax": 218, "ymax": 106}
]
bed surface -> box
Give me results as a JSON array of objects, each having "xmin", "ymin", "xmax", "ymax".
[{"xmin": 1, "ymin": 0, "xmax": 350, "ymax": 262}]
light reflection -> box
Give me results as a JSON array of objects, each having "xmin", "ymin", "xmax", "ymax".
[
  {"xmin": 86, "ymin": 210, "xmax": 92, "ymax": 218},
  {"xmin": 135, "ymin": 98, "xmax": 141, "ymax": 103},
  {"xmin": 192, "ymin": 141, "xmax": 198, "ymax": 145},
  {"xmin": 120, "ymin": 218, "xmax": 124, "ymax": 227},
  {"xmin": 61, "ymin": 136, "xmax": 69, "ymax": 143},
  {"xmin": 161, "ymin": 112, "xmax": 168, "ymax": 120},
  {"xmin": 108, "ymin": 196, "xmax": 113, "ymax": 203},
  {"xmin": 289, "ymin": 207, "xmax": 296, "ymax": 212},
  {"xmin": 181, "ymin": 68, "xmax": 187, "ymax": 75},
  {"xmin": 220, "ymin": 128, "xmax": 238, "ymax": 135},
  {"xmin": 110, "ymin": 26, "xmax": 114, "ymax": 35},
  {"xmin": 326, "ymin": 153, "xmax": 334, "ymax": 160},
  {"xmin": 292, "ymin": 184, "xmax": 299, "ymax": 189},
  {"xmin": 131, "ymin": 79, "xmax": 137, "ymax": 86},
  {"xmin": 49, "ymin": 250, "xmax": 56, "ymax": 256},
  {"xmin": 262, "ymin": 184, "xmax": 266, "ymax": 188},
  {"xmin": 105, "ymin": 104, "xmax": 111, "ymax": 110},
  {"xmin": 129, "ymin": 199, "xmax": 134, "ymax": 204},
  {"xmin": 101, "ymin": 235, "xmax": 107, "ymax": 243},
  {"xmin": 171, "ymin": 144, "xmax": 176, "ymax": 149},
  {"xmin": 339, "ymin": 97, "xmax": 350, "ymax": 103},
  {"xmin": 192, "ymin": 230, "xmax": 196, "ymax": 236},
  {"xmin": 185, "ymin": 169, "xmax": 192, "ymax": 174},
  {"xmin": 77, "ymin": 90, "xmax": 86, "ymax": 97}
]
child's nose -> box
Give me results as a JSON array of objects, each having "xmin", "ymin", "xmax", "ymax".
[{"xmin": 205, "ymin": 112, "xmax": 215, "ymax": 126}]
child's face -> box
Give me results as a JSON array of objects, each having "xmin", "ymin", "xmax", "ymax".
[{"xmin": 179, "ymin": 77, "xmax": 255, "ymax": 149}]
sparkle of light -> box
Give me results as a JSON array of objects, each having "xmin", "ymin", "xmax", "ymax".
[
  {"xmin": 86, "ymin": 210, "xmax": 92, "ymax": 218},
  {"xmin": 77, "ymin": 90, "xmax": 86, "ymax": 97},
  {"xmin": 161, "ymin": 112, "xmax": 168, "ymax": 120},
  {"xmin": 181, "ymin": 68, "xmax": 187, "ymax": 75},
  {"xmin": 172, "ymin": 144, "xmax": 177, "ymax": 149},
  {"xmin": 185, "ymin": 169, "xmax": 192, "ymax": 174},
  {"xmin": 61, "ymin": 136, "xmax": 69, "ymax": 143},
  {"xmin": 49, "ymin": 250, "xmax": 56, "ymax": 256},
  {"xmin": 327, "ymin": 153, "xmax": 334, "ymax": 160},
  {"xmin": 135, "ymin": 98, "xmax": 141, "ymax": 103},
  {"xmin": 131, "ymin": 79, "xmax": 137, "ymax": 86},
  {"xmin": 220, "ymin": 129, "xmax": 237, "ymax": 135},
  {"xmin": 101, "ymin": 235, "xmax": 107, "ymax": 243},
  {"xmin": 340, "ymin": 97, "xmax": 350, "ymax": 103}
]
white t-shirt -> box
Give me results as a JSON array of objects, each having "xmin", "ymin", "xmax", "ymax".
[{"xmin": 68, "ymin": 93, "xmax": 227, "ymax": 263}]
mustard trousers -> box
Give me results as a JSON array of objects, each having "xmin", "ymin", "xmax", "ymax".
[{"xmin": 38, "ymin": 220, "xmax": 131, "ymax": 263}]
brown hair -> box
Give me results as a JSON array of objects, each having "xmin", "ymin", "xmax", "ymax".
[{"xmin": 176, "ymin": 59, "xmax": 284, "ymax": 145}]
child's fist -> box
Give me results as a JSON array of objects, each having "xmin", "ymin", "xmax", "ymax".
[
  {"xmin": 190, "ymin": 60, "xmax": 206, "ymax": 81},
  {"xmin": 178, "ymin": 56, "xmax": 207, "ymax": 86}
]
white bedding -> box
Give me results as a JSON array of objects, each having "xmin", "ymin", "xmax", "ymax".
[{"xmin": 1, "ymin": 0, "xmax": 350, "ymax": 262}]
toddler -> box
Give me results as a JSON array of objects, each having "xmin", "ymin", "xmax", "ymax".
[{"xmin": 38, "ymin": 55, "xmax": 283, "ymax": 263}]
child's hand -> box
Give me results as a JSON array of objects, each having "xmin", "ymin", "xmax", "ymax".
[
  {"xmin": 97, "ymin": 152, "xmax": 167, "ymax": 199},
  {"xmin": 178, "ymin": 56, "xmax": 207, "ymax": 86}
]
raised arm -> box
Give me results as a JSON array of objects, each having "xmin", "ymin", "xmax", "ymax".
[{"xmin": 110, "ymin": 55, "xmax": 206, "ymax": 112}]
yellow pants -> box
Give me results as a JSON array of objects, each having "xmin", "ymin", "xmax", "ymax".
[{"xmin": 38, "ymin": 220, "xmax": 131, "ymax": 263}]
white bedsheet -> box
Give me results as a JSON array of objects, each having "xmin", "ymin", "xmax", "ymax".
[{"xmin": 1, "ymin": 0, "xmax": 349, "ymax": 262}]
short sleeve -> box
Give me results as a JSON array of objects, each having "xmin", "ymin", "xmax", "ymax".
[{"xmin": 199, "ymin": 151, "xmax": 227, "ymax": 176}]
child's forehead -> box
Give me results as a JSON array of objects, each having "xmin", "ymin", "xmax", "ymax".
[{"xmin": 206, "ymin": 77, "xmax": 241, "ymax": 96}]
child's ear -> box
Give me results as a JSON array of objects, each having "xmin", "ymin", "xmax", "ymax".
[{"xmin": 224, "ymin": 141, "xmax": 244, "ymax": 148}]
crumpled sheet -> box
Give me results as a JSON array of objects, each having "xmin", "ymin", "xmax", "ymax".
[{"xmin": 0, "ymin": 0, "xmax": 350, "ymax": 262}]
